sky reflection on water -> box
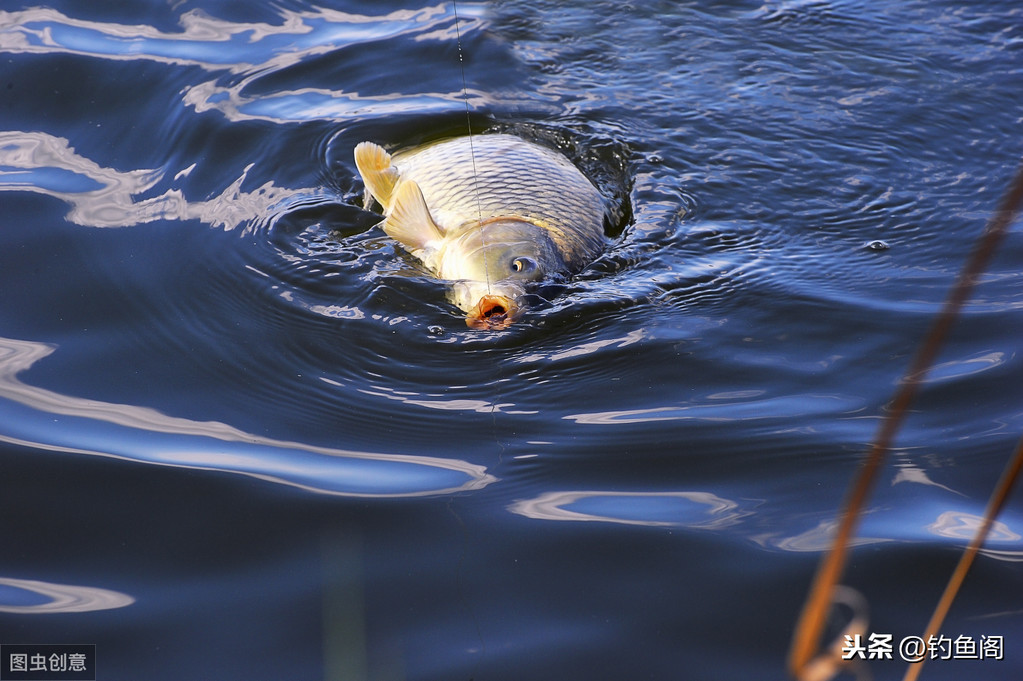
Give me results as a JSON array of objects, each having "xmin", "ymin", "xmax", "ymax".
[
  {"xmin": 0, "ymin": 576, "xmax": 134, "ymax": 614},
  {"xmin": 0, "ymin": 336, "xmax": 495, "ymax": 497},
  {"xmin": 2, "ymin": 0, "xmax": 1022, "ymax": 678}
]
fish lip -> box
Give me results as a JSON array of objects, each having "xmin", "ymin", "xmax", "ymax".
[{"xmin": 466, "ymin": 294, "xmax": 518, "ymax": 330}]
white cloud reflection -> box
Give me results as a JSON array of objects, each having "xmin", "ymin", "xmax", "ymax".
[
  {"xmin": 752, "ymin": 518, "xmax": 892, "ymax": 553},
  {"xmin": 355, "ymin": 382, "xmax": 538, "ymax": 415},
  {"xmin": 515, "ymin": 329, "xmax": 646, "ymax": 363},
  {"xmin": 0, "ymin": 575, "xmax": 134, "ymax": 614},
  {"xmin": 928, "ymin": 510, "xmax": 1021, "ymax": 542},
  {"xmin": 565, "ymin": 393, "xmax": 862, "ymax": 425},
  {"xmin": 0, "ymin": 131, "xmax": 301, "ymax": 230},
  {"xmin": 0, "ymin": 3, "xmax": 498, "ymax": 123},
  {"xmin": 509, "ymin": 490, "xmax": 749, "ymax": 528},
  {"xmin": 0, "ymin": 336, "xmax": 495, "ymax": 497},
  {"xmin": 0, "ymin": 5, "xmax": 464, "ymax": 70},
  {"xmin": 753, "ymin": 507, "xmax": 1023, "ymax": 561}
]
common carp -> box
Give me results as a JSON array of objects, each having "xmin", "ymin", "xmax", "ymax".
[{"xmin": 354, "ymin": 133, "xmax": 606, "ymax": 328}]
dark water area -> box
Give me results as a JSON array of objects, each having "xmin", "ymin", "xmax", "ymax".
[{"xmin": 2, "ymin": 1, "xmax": 1022, "ymax": 679}]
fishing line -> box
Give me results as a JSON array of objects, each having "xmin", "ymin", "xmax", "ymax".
[
  {"xmin": 450, "ymin": 1, "xmax": 505, "ymax": 444},
  {"xmin": 452, "ymin": 1, "xmax": 492, "ymax": 297},
  {"xmin": 448, "ymin": 6, "xmax": 499, "ymax": 678}
]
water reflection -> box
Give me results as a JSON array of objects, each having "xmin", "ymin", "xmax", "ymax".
[
  {"xmin": 565, "ymin": 393, "xmax": 862, "ymax": 425},
  {"xmin": 755, "ymin": 507, "xmax": 1023, "ymax": 561},
  {"xmin": 0, "ymin": 575, "xmax": 134, "ymax": 614},
  {"xmin": 354, "ymin": 381, "xmax": 534, "ymax": 415},
  {"xmin": 0, "ymin": 3, "xmax": 499, "ymax": 123},
  {"xmin": 0, "ymin": 336, "xmax": 495, "ymax": 497},
  {"xmin": 509, "ymin": 490, "xmax": 749, "ymax": 528},
  {"xmin": 0, "ymin": 5, "xmax": 468, "ymax": 69},
  {"xmin": 514, "ymin": 329, "xmax": 646, "ymax": 363},
  {"xmin": 917, "ymin": 351, "xmax": 1008, "ymax": 384},
  {"xmin": 928, "ymin": 510, "xmax": 1020, "ymax": 542},
  {"xmin": 754, "ymin": 518, "xmax": 891, "ymax": 552},
  {"xmin": 0, "ymin": 131, "xmax": 304, "ymax": 231},
  {"xmin": 917, "ymin": 510, "xmax": 1023, "ymax": 561}
]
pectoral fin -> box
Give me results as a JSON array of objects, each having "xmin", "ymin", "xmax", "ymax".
[
  {"xmin": 354, "ymin": 141, "xmax": 399, "ymax": 209},
  {"xmin": 383, "ymin": 179, "xmax": 444, "ymax": 251}
]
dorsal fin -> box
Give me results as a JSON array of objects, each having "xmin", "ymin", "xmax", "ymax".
[
  {"xmin": 354, "ymin": 141, "xmax": 399, "ymax": 209},
  {"xmin": 382, "ymin": 179, "xmax": 444, "ymax": 251}
]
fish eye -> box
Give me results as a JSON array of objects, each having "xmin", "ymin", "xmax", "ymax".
[{"xmin": 510, "ymin": 257, "xmax": 538, "ymax": 274}]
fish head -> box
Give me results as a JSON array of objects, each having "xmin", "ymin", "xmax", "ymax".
[{"xmin": 440, "ymin": 220, "xmax": 565, "ymax": 329}]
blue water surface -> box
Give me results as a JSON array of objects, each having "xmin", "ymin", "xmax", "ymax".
[{"xmin": 1, "ymin": 1, "xmax": 1022, "ymax": 680}]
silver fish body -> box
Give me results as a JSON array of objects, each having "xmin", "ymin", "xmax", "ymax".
[{"xmin": 354, "ymin": 133, "xmax": 606, "ymax": 327}]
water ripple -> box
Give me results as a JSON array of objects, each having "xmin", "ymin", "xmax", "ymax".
[
  {"xmin": 0, "ymin": 3, "xmax": 503, "ymax": 124},
  {"xmin": 0, "ymin": 576, "xmax": 134, "ymax": 614},
  {"xmin": 0, "ymin": 336, "xmax": 494, "ymax": 497},
  {"xmin": 564, "ymin": 393, "xmax": 863, "ymax": 426},
  {"xmin": 0, "ymin": 130, "xmax": 306, "ymax": 231},
  {"xmin": 0, "ymin": 5, "xmax": 468, "ymax": 69},
  {"xmin": 509, "ymin": 490, "xmax": 751, "ymax": 529}
]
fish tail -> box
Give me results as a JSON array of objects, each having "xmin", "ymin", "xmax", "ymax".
[{"xmin": 354, "ymin": 141, "xmax": 399, "ymax": 210}]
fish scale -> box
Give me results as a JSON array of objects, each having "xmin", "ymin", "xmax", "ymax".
[{"xmin": 390, "ymin": 134, "xmax": 606, "ymax": 267}]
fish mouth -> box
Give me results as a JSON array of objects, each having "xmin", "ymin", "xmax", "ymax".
[{"xmin": 466, "ymin": 294, "xmax": 518, "ymax": 330}]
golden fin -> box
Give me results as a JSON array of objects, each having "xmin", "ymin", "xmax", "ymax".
[
  {"xmin": 354, "ymin": 141, "xmax": 399, "ymax": 209},
  {"xmin": 383, "ymin": 179, "xmax": 443, "ymax": 251}
]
